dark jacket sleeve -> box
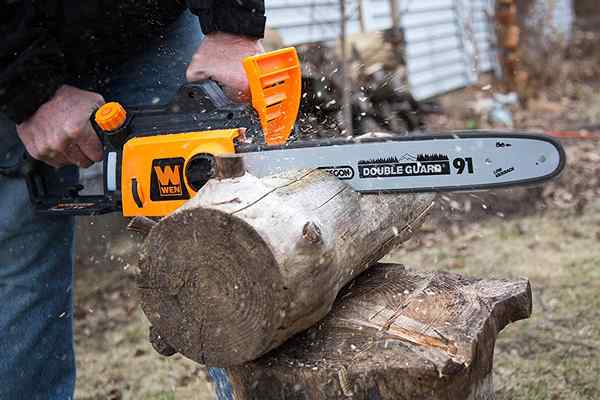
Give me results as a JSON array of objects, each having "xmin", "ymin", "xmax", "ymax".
[
  {"xmin": 187, "ymin": 0, "xmax": 266, "ymax": 39},
  {"xmin": 0, "ymin": 1, "xmax": 66, "ymax": 124}
]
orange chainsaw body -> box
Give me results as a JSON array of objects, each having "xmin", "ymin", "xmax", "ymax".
[
  {"xmin": 120, "ymin": 129, "xmax": 240, "ymax": 216},
  {"xmin": 92, "ymin": 47, "xmax": 301, "ymax": 217}
]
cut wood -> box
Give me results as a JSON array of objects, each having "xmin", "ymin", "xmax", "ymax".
[
  {"xmin": 137, "ymin": 168, "xmax": 435, "ymax": 366},
  {"xmin": 224, "ymin": 263, "xmax": 532, "ymax": 400}
]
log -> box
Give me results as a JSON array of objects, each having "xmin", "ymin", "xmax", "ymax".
[
  {"xmin": 137, "ymin": 168, "xmax": 435, "ymax": 366},
  {"xmin": 222, "ymin": 263, "xmax": 532, "ymax": 400}
]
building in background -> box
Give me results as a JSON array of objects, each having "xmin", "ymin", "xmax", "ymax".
[{"xmin": 265, "ymin": 0, "xmax": 574, "ymax": 99}]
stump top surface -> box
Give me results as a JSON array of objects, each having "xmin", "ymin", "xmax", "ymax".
[{"xmin": 254, "ymin": 263, "xmax": 531, "ymax": 377}]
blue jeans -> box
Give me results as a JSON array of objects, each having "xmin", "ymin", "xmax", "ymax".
[
  {"xmin": 0, "ymin": 152, "xmax": 76, "ymax": 400},
  {"xmin": 0, "ymin": 10, "xmax": 205, "ymax": 400}
]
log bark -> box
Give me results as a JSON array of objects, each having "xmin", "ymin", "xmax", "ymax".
[
  {"xmin": 224, "ymin": 263, "xmax": 532, "ymax": 400},
  {"xmin": 138, "ymin": 168, "xmax": 435, "ymax": 366}
]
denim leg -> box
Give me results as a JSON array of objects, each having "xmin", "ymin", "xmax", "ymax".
[
  {"xmin": 0, "ymin": 121, "xmax": 76, "ymax": 400},
  {"xmin": 208, "ymin": 368, "xmax": 234, "ymax": 400}
]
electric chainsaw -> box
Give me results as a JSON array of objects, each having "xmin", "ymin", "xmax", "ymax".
[{"xmin": 20, "ymin": 47, "xmax": 566, "ymax": 217}]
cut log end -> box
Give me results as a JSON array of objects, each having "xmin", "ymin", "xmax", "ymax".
[
  {"xmin": 139, "ymin": 207, "xmax": 286, "ymax": 366},
  {"xmin": 138, "ymin": 169, "xmax": 436, "ymax": 366}
]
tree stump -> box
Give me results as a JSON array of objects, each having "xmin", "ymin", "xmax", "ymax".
[
  {"xmin": 221, "ymin": 263, "xmax": 532, "ymax": 400},
  {"xmin": 137, "ymin": 169, "xmax": 435, "ymax": 366}
]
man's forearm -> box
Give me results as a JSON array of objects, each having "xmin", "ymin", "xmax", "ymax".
[
  {"xmin": 187, "ymin": 0, "xmax": 266, "ymax": 38},
  {"xmin": 0, "ymin": 37, "xmax": 66, "ymax": 124},
  {"xmin": 1, "ymin": 1, "xmax": 67, "ymax": 124}
]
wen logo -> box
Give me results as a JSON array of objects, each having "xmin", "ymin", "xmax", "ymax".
[
  {"xmin": 155, "ymin": 165, "xmax": 182, "ymax": 195},
  {"xmin": 150, "ymin": 158, "xmax": 190, "ymax": 201}
]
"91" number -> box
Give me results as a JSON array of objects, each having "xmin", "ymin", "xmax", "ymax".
[{"xmin": 453, "ymin": 157, "xmax": 474, "ymax": 174}]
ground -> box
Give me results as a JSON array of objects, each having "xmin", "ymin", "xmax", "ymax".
[
  {"xmin": 72, "ymin": 35, "xmax": 600, "ymax": 399},
  {"xmin": 73, "ymin": 225, "xmax": 214, "ymax": 400},
  {"xmin": 386, "ymin": 202, "xmax": 600, "ymax": 400}
]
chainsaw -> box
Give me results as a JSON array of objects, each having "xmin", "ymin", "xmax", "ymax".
[{"xmin": 18, "ymin": 47, "xmax": 565, "ymax": 217}]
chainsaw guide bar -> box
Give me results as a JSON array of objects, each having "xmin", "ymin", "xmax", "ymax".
[{"xmin": 239, "ymin": 132, "xmax": 565, "ymax": 194}]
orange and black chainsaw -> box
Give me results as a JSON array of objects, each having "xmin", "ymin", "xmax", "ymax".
[{"xmin": 20, "ymin": 48, "xmax": 565, "ymax": 217}]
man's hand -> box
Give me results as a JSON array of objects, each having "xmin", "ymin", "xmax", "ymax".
[
  {"xmin": 186, "ymin": 32, "xmax": 264, "ymax": 102},
  {"xmin": 16, "ymin": 85, "xmax": 105, "ymax": 168}
]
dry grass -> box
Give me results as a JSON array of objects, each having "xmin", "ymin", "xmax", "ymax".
[{"xmin": 386, "ymin": 202, "xmax": 600, "ymax": 399}]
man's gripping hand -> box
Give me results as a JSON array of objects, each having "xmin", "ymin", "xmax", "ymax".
[
  {"xmin": 16, "ymin": 85, "xmax": 105, "ymax": 168},
  {"xmin": 186, "ymin": 32, "xmax": 264, "ymax": 102}
]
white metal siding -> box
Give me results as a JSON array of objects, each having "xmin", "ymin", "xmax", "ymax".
[
  {"xmin": 265, "ymin": 0, "xmax": 363, "ymax": 44},
  {"xmin": 362, "ymin": 0, "xmax": 395, "ymax": 32},
  {"xmin": 553, "ymin": 0, "xmax": 574, "ymax": 37},
  {"xmin": 543, "ymin": 0, "xmax": 574, "ymax": 38},
  {"xmin": 266, "ymin": 0, "xmax": 573, "ymax": 99},
  {"xmin": 398, "ymin": 0, "xmax": 487, "ymax": 100},
  {"xmin": 457, "ymin": 0, "xmax": 496, "ymax": 74}
]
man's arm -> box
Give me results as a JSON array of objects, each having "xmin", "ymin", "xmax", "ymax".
[
  {"xmin": 186, "ymin": 0, "xmax": 266, "ymax": 101},
  {"xmin": 187, "ymin": 0, "xmax": 266, "ymax": 39},
  {"xmin": 0, "ymin": 1, "xmax": 67, "ymax": 124},
  {"xmin": 1, "ymin": 1, "xmax": 104, "ymax": 167},
  {"xmin": 2, "ymin": 0, "xmax": 265, "ymax": 168}
]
